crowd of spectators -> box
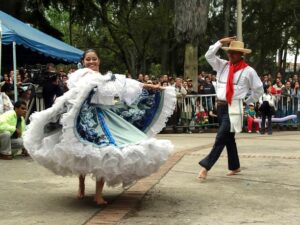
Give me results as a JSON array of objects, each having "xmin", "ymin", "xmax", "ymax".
[
  {"xmin": 0, "ymin": 64, "xmax": 75, "ymax": 113},
  {"xmin": 1, "ymin": 65, "xmax": 299, "ymax": 134},
  {"xmin": 132, "ymin": 71, "xmax": 300, "ymax": 133}
]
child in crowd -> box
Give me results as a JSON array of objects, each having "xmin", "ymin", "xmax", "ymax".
[
  {"xmin": 195, "ymin": 98, "xmax": 208, "ymax": 125},
  {"xmin": 246, "ymin": 103, "xmax": 259, "ymax": 133}
]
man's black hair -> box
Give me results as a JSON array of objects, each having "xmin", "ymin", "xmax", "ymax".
[{"xmin": 14, "ymin": 100, "xmax": 27, "ymax": 109}]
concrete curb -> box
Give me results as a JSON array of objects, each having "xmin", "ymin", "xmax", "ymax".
[{"xmin": 84, "ymin": 144, "xmax": 211, "ymax": 225}]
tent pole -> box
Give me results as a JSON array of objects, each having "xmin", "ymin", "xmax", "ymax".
[{"xmin": 13, "ymin": 41, "xmax": 17, "ymax": 102}]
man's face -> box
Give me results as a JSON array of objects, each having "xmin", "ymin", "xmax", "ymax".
[
  {"xmin": 163, "ymin": 75, "xmax": 168, "ymax": 82},
  {"xmin": 175, "ymin": 79, "xmax": 182, "ymax": 86},
  {"xmin": 293, "ymin": 75, "xmax": 298, "ymax": 81},
  {"xmin": 15, "ymin": 104, "xmax": 27, "ymax": 117},
  {"xmin": 138, "ymin": 74, "xmax": 144, "ymax": 81},
  {"xmin": 276, "ymin": 73, "xmax": 282, "ymax": 79},
  {"xmin": 227, "ymin": 51, "xmax": 243, "ymax": 64},
  {"xmin": 263, "ymin": 75, "xmax": 268, "ymax": 81},
  {"xmin": 286, "ymin": 82, "xmax": 291, "ymax": 89}
]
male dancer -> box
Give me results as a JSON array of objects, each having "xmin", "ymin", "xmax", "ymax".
[{"xmin": 198, "ymin": 36, "xmax": 263, "ymax": 179}]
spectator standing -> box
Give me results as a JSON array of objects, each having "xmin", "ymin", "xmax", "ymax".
[
  {"xmin": 137, "ymin": 73, "xmax": 144, "ymax": 83},
  {"xmin": 1, "ymin": 73, "xmax": 14, "ymax": 100},
  {"xmin": 262, "ymin": 74, "xmax": 269, "ymax": 88},
  {"xmin": 144, "ymin": 75, "xmax": 150, "ymax": 83},
  {"xmin": 292, "ymin": 81, "xmax": 300, "ymax": 121},
  {"xmin": 43, "ymin": 75, "xmax": 63, "ymax": 109},
  {"xmin": 171, "ymin": 78, "xmax": 187, "ymax": 130},
  {"xmin": 62, "ymin": 75, "xmax": 69, "ymax": 93},
  {"xmin": 182, "ymin": 79, "xmax": 196, "ymax": 133},
  {"xmin": 259, "ymin": 86, "xmax": 275, "ymax": 135},
  {"xmin": 169, "ymin": 77, "xmax": 175, "ymax": 86},
  {"xmin": 0, "ymin": 82, "xmax": 14, "ymax": 114},
  {"xmin": 211, "ymin": 72, "xmax": 217, "ymax": 90},
  {"xmin": 203, "ymin": 76, "xmax": 215, "ymax": 111},
  {"xmin": 281, "ymin": 81, "xmax": 293, "ymax": 117}
]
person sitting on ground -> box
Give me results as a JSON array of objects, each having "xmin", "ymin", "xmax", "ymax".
[
  {"xmin": 0, "ymin": 101, "xmax": 27, "ymax": 159},
  {"xmin": 246, "ymin": 103, "xmax": 259, "ymax": 133}
]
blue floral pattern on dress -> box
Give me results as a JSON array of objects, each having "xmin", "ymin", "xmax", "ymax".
[
  {"xmin": 76, "ymin": 96, "xmax": 111, "ymax": 147},
  {"xmin": 109, "ymin": 89, "xmax": 162, "ymax": 131}
]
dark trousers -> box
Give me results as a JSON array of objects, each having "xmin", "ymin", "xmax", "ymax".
[
  {"xmin": 199, "ymin": 104, "xmax": 240, "ymax": 171},
  {"xmin": 261, "ymin": 111, "xmax": 272, "ymax": 134}
]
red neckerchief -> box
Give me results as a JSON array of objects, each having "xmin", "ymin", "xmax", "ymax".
[{"xmin": 226, "ymin": 59, "xmax": 248, "ymax": 105}]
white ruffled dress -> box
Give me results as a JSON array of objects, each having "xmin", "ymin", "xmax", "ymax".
[{"xmin": 24, "ymin": 68, "xmax": 176, "ymax": 187}]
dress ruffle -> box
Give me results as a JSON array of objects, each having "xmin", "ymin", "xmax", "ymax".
[{"xmin": 24, "ymin": 69, "xmax": 175, "ymax": 187}]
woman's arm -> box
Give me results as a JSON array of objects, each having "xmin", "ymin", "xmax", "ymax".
[{"xmin": 143, "ymin": 83, "xmax": 164, "ymax": 90}]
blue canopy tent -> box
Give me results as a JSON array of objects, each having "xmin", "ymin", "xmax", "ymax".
[{"xmin": 0, "ymin": 10, "xmax": 83, "ymax": 101}]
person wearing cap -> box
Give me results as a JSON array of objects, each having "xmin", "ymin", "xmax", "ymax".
[
  {"xmin": 0, "ymin": 81, "xmax": 14, "ymax": 115},
  {"xmin": 198, "ymin": 36, "xmax": 263, "ymax": 179},
  {"xmin": 246, "ymin": 103, "xmax": 259, "ymax": 133}
]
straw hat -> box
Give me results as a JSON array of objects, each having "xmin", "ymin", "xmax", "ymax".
[{"xmin": 222, "ymin": 41, "xmax": 252, "ymax": 54}]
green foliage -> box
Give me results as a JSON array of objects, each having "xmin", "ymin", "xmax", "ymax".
[
  {"xmin": 1, "ymin": 0, "xmax": 299, "ymax": 76},
  {"xmin": 149, "ymin": 63, "xmax": 162, "ymax": 76}
]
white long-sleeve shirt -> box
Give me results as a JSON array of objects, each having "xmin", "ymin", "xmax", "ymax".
[
  {"xmin": 259, "ymin": 93, "xmax": 275, "ymax": 107},
  {"xmin": 205, "ymin": 41, "xmax": 263, "ymax": 105}
]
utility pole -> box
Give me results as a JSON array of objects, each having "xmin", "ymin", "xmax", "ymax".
[{"xmin": 237, "ymin": 0, "xmax": 243, "ymax": 41}]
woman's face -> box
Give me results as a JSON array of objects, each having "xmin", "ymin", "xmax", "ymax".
[{"xmin": 83, "ymin": 52, "xmax": 100, "ymax": 72}]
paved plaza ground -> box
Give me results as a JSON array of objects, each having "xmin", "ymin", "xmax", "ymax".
[{"xmin": 0, "ymin": 131, "xmax": 299, "ymax": 225}]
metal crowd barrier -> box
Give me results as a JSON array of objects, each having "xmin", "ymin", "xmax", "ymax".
[{"xmin": 165, "ymin": 94, "xmax": 300, "ymax": 133}]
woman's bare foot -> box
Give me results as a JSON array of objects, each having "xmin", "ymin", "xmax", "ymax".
[
  {"xmin": 226, "ymin": 168, "xmax": 241, "ymax": 176},
  {"xmin": 94, "ymin": 196, "xmax": 108, "ymax": 205},
  {"xmin": 77, "ymin": 175, "xmax": 85, "ymax": 199},
  {"xmin": 198, "ymin": 168, "xmax": 208, "ymax": 180},
  {"xmin": 95, "ymin": 178, "xmax": 107, "ymax": 205},
  {"xmin": 77, "ymin": 190, "xmax": 85, "ymax": 199}
]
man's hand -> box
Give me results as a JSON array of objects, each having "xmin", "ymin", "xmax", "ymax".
[
  {"xmin": 16, "ymin": 128, "xmax": 22, "ymax": 138},
  {"xmin": 219, "ymin": 36, "xmax": 236, "ymax": 45}
]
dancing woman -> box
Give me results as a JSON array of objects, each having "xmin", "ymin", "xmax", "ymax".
[{"xmin": 24, "ymin": 49, "xmax": 176, "ymax": 205}]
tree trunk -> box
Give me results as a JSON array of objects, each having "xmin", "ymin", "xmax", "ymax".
[
  {"xmin": 294, "ymin": 43, "xmax": 299, "ymax": 73},
  {"xmin": 184, "ymin": 43, "xmax": 198, "ymax": 90},
  {"xmin": 128, "ymin": 49, "xmax": 137, "ymax": 77},
  {"xmin": 282, "ymin": 46, "xmax": 288, "ymax": 76},
  {"xmin": 223, "ymin": 0, "xmax": 230, "ymax": 37},
  {"xmin": 278, "ymin": 47, "xmax": 283, "ymax": 72},
  {"xmin": 161, "ymin": 41, "xmax": 169, "ymax": 74},
  {"xmin": 69, "ymin": 4, "xmax": 73, "ymax": 45}
]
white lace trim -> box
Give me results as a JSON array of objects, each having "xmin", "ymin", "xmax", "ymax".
[
  {"xmin": 146, "ymin": 86, "xmax": 177, "ymax": 137},
  {"xmin": 24, "ymin": 74, "xmax": 173, "ymax": 187}
]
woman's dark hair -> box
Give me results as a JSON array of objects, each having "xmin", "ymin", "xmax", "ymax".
[
  {"xmin": 264, "ymin": 85, "xmax": 270, "ymax": 93},
  {"xmin": 81, "ymin": 49, "xmax": 99, "ymax": 65}
]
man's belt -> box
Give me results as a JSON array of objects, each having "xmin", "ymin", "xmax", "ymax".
[{"xmin": 217, "ymin": 100, "xmax": 228, "ymax": 106}]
